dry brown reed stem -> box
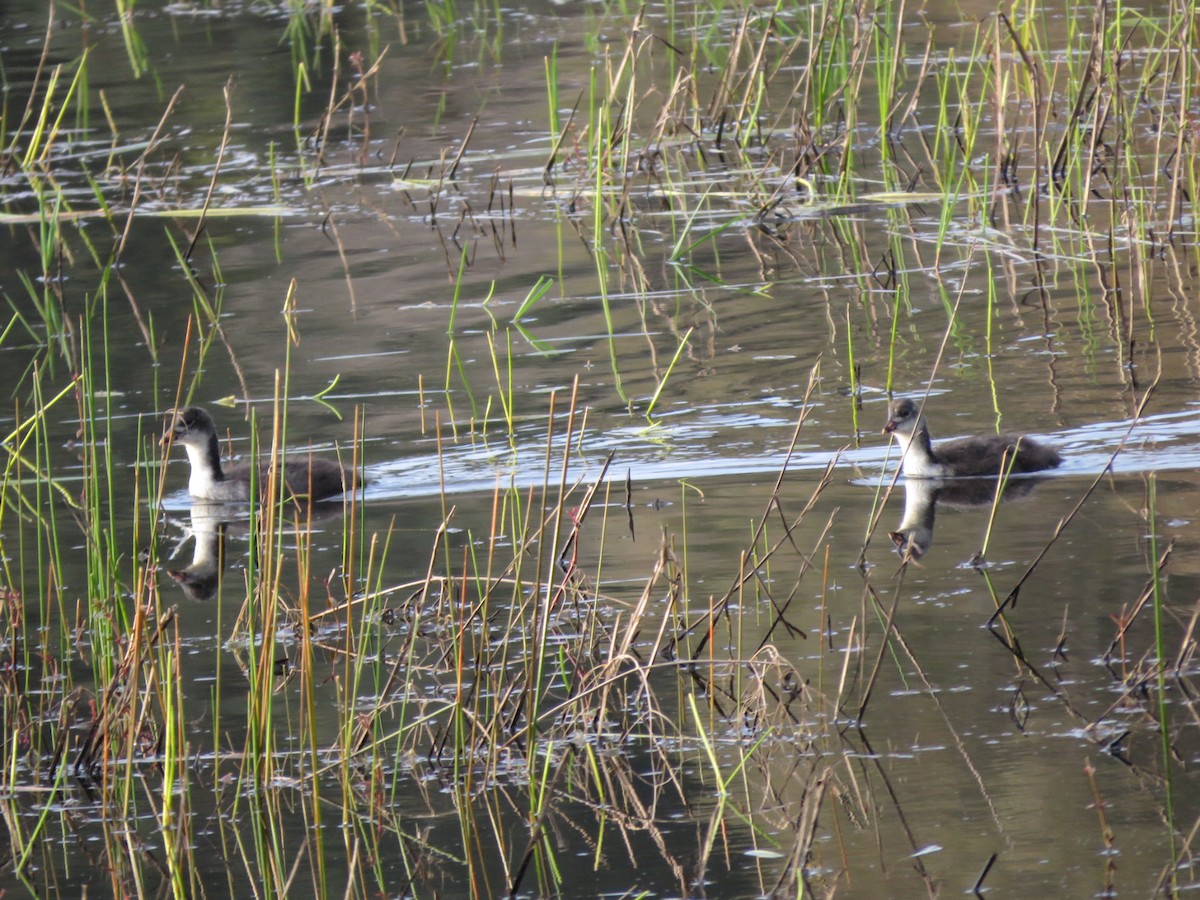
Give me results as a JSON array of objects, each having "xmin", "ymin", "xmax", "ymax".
[
  {"xmin": 408, "ymin": 393, "xmax": 610, "ymax": 755},
  {"xmin": 609, "ymin": 526, "xmax": 672, "ymax": 665},
  {"xmin": 446, "ymin": 114, "xmax": 477, "ymax": 182},
  {"xmin": 74, "ymin": 606, "xmax": 176, "ymax": 776},
  {"xmin": 307, "ymin": 575, "xmax": 449, "ymax": 623},
  {"xmin": 10, "ymin": 0, "xmax": 56, "ymax": 141},
  {"xmin": 999, "ymin": 13, "xmax": 1046, "ymax": 161},
  {"xmin": 1161, "ymin": 34, "xmax": 1193, "ymax": 241},
  {"xmin": 344, "ymin": 520, "xmax": 454, "ymax": 755},
  {"xmin": 165, "ymin": 226, "xmax": 251, "ymax": 402},
  {"xmin": 646, "ymin": 65, "xmax": 693, "ymax": 152},
  {"xmin": 584, "ymin": 761, "xmax": 688, "ymax": 889},
  {"xmin": 184, "ymin": 77, "xmax": 235, "ymax": 262},
  {"xmin": 1171, "ymin": 595, "xmax": 1200, "ymax": 676},
  {"xmin": 314, "ymin": 29, "xmax": 343, "ymax": 174},
  {"xmin": 545, "ymin": 376, "xmax": 584, "ymax": 610},
  {"xmin": 506, "ymin": 743, "xmax": 578, "ymax": 896},
  {"xmin": 1161, "ymin": 806, "xmax": 1200, "ymax": 892},
  {"xmin": 679, "ymin": 363, "xmax": 827, "ymax": 657},
  {"xmin": 754, "ymin": 508, "xmax": 837, "ymax": 650},
  {"xmin": 837, "ymin": 21, "xmax": 874, "ymax": 183},
  {"xmin": 788, "ymin": 7, "xmax": 844, "ymax": 143},
  {"xmin": 113, "ymin": 86, "xmax": 185, "ymax": 262},
  {"xmin": 853, "ymin": 578, "xmax": 901, "ymax": 722},
  {"xmin": 768, "ymin": 767, "xmax": 829, "ymax": 895},
  {"xmin": 525, "ymin": 386, "xmax": 562, "ymax": 742},
  {"xmin": 731, "ymin": 14, "xmax": 776, "ymax": 141},
  {"xmin": 704, "ymin": 9, "xmax": 749, "ymax": 124},
  {"xmin": 888, "ymin": 31, "xmax": 934, "ymax": 137},
  {"xmin": 1046, "ymin": 16, "xmax": 1096, "ymax": 185},
  {"xmin": 1075, "ymin": 10, "xmax": 1113, "ymax": 212},
  {"xmin": 859, "ymin": 579, "xmax": 1007, "ymax": 835},
  {"xmin": 853, "ymin": 732, "xmax": 938, "ymax": 893},
  {"xmin": 529, "ymin": 634, "xmax": 675, "ymax": 737},
  {"xmin": 734, "ymin": 643, "xmax": 806, "ymax": 725},
  {"xmin": 988, "ymin": 370, "xmax": 1160, "ymax": 626},
  {"xmin": 1099, "ymin": 539, "xmax": 1175, "ymax": 663},
  {"xmin": 542, "ymin": 91, "xmax": 582, "ymax": 186},
  {"xmin": 979, "ymin": 525, "xmax": 1173, "ymax": 752},
  {"xmin": 312, "ymin": 38, "xmax": 389, "ymax": 164},
  {"xmin": 318, "ymin": 204, "xmax": 358, "ymax": 310},
  {"xmin": 1083, "ymin": 759, "xmax": 1117, "ymax": 869},
  {"xmin": 114, "ymin": 273, "xmax": 156, "ymax": 363}
]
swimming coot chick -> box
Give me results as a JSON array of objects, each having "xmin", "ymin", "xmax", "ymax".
[
  {"xmin": 882, "ymin": 398, "xmax": 1061, "ymax": 478},
  {"xmin": 161, "ymin": 406, "xmax": 358, "ymax": 502}
]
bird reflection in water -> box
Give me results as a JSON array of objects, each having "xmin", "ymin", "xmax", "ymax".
[
  {"xmin": 161, "ymin": 500, "xmax": 350, "ymax": 602},
  {"xmin": 164, "ymin": 503, "xmax": 235, "ymax": 602},
  {"xmin": 888, "ymin": 475, "xmax": 1046, "ymax": 563}
]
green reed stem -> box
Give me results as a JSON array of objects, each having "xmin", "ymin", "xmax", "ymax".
[
  {"xmin": 1148, "ymin": 475, "xmax": 1177, "ymax": 885},
  {"xmin": 644, "ymin": 326, "xmax": 693, "ymax": 423}
]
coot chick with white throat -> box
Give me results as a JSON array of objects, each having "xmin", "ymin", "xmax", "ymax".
[
  {"xmin": 161, "ymin": 406, "xmax": 358, "ymax": 502},
  {"xmin": 882, "ymin": 398, "xmax": 1061, "ymax": 478}
]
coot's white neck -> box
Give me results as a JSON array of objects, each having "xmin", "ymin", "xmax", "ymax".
[
  {"xmin": 893, "ymin": 423, "xmax": 946, "ymax": 478},
  {"xmin": 182, "ymin": 440, "xmax": 222, "ymax": 498}
]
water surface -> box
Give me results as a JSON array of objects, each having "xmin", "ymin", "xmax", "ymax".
[{"xmin": 1, "ymin": 0, "xmax": 1198, "ymax": 896}]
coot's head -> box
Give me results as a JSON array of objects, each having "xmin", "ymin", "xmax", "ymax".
[
  {"xmin": 883, "ymin": 398, "xmax": 922, "ymax": 437},
  {"xmin": 161, "ymin": 406, "xmax": 218, "ymax": 449}
]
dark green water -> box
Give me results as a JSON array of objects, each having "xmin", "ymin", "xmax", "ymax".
[{"xmin": 2, "ymin": 1, "xmax": 1199, "ymax": 896}]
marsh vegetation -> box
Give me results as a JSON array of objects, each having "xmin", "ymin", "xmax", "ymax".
[{"xmin": 2, "ymin": 0, "xmax": 1200, "ymax": 895}]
